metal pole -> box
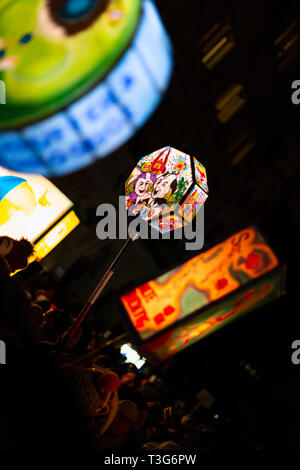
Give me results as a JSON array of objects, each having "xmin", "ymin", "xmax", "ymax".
[{"xmin": 60, "ymin": 233, "xmax": 138, "ymax": 349}]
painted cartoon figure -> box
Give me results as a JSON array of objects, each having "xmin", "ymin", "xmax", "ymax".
[
  {"xmin": 173, "ymin": 177, "xmax": 189, "ymax": 203},
  {"xmin": 127, "ymin": 153, "xmax": 191, "ymax": 219},
  {"xmin": 127, "ymin": 170, "xmax": 178, "ymax": 219},
  {"xmin": 146, "ymin": 172, "xmax": 178, "ymax": 217},
  {"xmin": 152, "ymin": 172, "xmax": 177, "ymax": 204},
  {"xmin": 126, "ymin": 172, "xmax": 156, "ymax": 214}
]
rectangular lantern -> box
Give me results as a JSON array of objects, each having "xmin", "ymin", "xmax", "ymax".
[
  {"xmin": 120, "ymin": 227, "xmax": 285, "ymax": 361},
  {"xmin": 0, "ymin": 0, "xmax": 173, "ymax": 177}
]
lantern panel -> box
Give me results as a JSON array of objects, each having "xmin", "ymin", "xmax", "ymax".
[
  {"xmin": 149, "ymin": 213, "xmax": 183, "ymax": 234},
  {"xmin": 193, "ymin": 157, "xmax": 208, "ymax": 193},
  {"xmin": 180, "ymin": 184, "xmax": 208, "ymax": 223}
]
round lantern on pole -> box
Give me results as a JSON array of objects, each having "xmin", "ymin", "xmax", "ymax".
[{"xmin": 61, "ymin": 146, "xmax": 208, "ymax": 348}]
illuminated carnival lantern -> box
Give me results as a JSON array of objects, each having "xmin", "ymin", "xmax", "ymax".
[
  {"xmin": 0, "ymin": 0, "xmax": 173, "ymax": 176},
  {"xmin": 0, "ymin": 175, "xmax": 36, "ymax": 225},
  {"xmin": 125, "ymin": 146, "xmax": 209, "ymax": 233},
  {"xmin": 61, "ymin": 146, "xmax": 208, "ymax": 347},
  {"xmin": 120, "ymin": 227, "xmax": 285, "ymax": 363},
  {"xmin": 0, "ymin": 166, "xmax": 79, "ymax": 262}
]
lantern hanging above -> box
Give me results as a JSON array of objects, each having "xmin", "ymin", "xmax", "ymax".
[{"xmin": 0, "ymin": 0, "xmax": 173, "ymax": 176}]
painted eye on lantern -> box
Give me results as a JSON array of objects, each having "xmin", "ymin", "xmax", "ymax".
[
  {"xmin": 49, "ymin": 0, "xmax": 109, "ymax": 35},
  {"xmin": 19, "ymin": 33, "xmax": 33, "ymax": 44},
  {"xmin": 60, "ymin": 0, "xmax": 100, "ymax": 20},
  {"xmin": 0, "ymin": 49, "xmax": 6, "ymax": 58}
]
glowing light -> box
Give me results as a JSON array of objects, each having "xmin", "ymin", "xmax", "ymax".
[
  {"xmin": 31, "ymin": 210, "xmax": 80, "ymax": 262},
  {"xmin": 0, "ymin": 167, "xmax": 73, "ymax": 242},
  {"xmin": 120, "ymin": 343, "xmax": 146, "ymax": 369},
  {"xmin": 0, "ymin": 167, "xmax": 79, "ymax": 265},
  {"xmin": 121, "ymin": 227, "xmax": 279, "ymax": 342}
]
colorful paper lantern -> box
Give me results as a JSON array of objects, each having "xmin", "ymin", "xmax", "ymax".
[
  {"xmin": 125, "ymin": 146, "xmax": 209, "ymax": 232},
  {"xmin": 0, "ymin": 0, "xmax": 173, "ymax": 176}
]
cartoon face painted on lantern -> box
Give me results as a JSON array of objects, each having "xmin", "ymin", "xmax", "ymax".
[
  {"xmin": 152, "ymin": 173, "xmax": 177, "ymax": 201},
  {"xmin": 135, "ymin": 174, "xmax": 151, "ymax": 198},
  {"xmin": 126, "ymin": 172, "xmax": 157, "ymax": 214}
]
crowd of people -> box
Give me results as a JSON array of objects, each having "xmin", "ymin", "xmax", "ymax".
[{"xmin": 0, "ymin": 235, "xmax": 233, "ymax": 451}]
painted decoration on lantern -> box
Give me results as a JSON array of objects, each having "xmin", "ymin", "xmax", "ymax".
[
  {"xmin": 143, "ymin": 267, "xmax": 285, "ymax": 360},
  {"xmin": 194, "ymin": 158, "xmax": 208, "ymax": 193},
  {"xmin": 125, "ymin": 146, "xmax": 208, "ymax": 231},
  {"xmin": 149, "ymin": 213, "xmax": 183, "ymax": 234},
  {"xmin": 121, "ymin": 227, "xmax": 279, "ymax": 341},
  {"xmin": 0, "ymin": 166, "xmax": 75, "ymax": 243},
  {"xmin": 180, "ymin": 185, "xmax": 208, "ymax": 222},
  {"xmin": 0, "ymin": 0, "xmax": 173, "ymax": 176}
]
